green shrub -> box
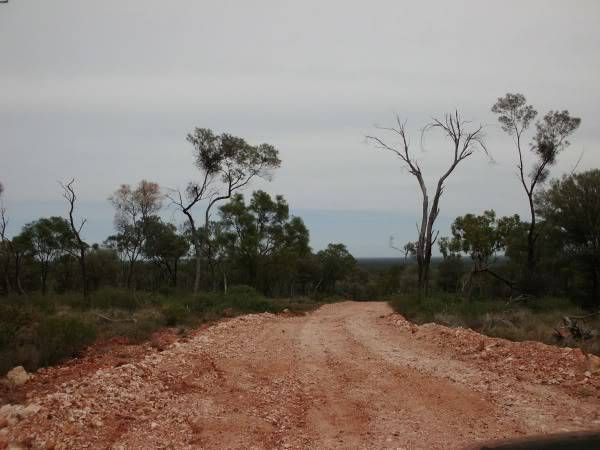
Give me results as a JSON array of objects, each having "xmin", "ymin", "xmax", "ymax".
[
  {"xmin": 90, "ymin": 288, "xmax": 139, "ymax": 310},
  {"xmin": 162, "ymin": 302, "xmax": 189, "ymax": 326},
  {"xmin": 192, "ymin": 285, "xmax": 280, "ymax": 316},
  {"xmin": 225, "ymin": 285, "xmax": 279, "ymax": 313},
  {"xmin": 389, "ymin": 293, "xmax": 600, "ymax": 354},
  {"xmin": 36, "ymin": 316, "xmax": 97, "ymax": 366}
]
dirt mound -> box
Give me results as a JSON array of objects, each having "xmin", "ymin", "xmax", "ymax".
[{"xmin": 386, "ymin": 313, "xmax": 600, "ymax": 397}]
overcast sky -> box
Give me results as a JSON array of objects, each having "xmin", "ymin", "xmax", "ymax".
[{"xmin": 1, "ymin": 1, "xmax": 599, "ymax": 256}]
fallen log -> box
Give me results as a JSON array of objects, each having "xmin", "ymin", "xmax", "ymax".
[{"xmin": 92, "ymin": 312, "xmax": 137, "ymax": 323}]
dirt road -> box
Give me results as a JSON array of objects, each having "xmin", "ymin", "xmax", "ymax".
[{"xmin": 2, "ymin": 302, "xmax": 600, "ymax": 449}]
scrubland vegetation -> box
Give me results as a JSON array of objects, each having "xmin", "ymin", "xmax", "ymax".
[
  {"xmin": 389, "ymin": 293, "xmax": 600, "ymax": 355},
  {"xmin": 0, "ymin": 286, "xmax": 321, "ymax": 374},
  {"xmin": 0, "ymin": 92, "xmax": 598, "ymax": 375}
]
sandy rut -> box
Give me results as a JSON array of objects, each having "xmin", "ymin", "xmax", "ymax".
[{"xmin": 2, "ymin": 301, "xmax": 600, "ymax": 449}]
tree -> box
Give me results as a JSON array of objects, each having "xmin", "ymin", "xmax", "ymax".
[
  {"xmin": 143, "ymin": 217, "xmax": 189, "ymax": 287},
  {"xmin": 86, "ymin": 245, "xmax": 121, "ymax": 291},
  {"xmin": 317, "ymin": 243, "xmax": 356, "ymax": 292},
  {"xmin": 108, "ymin": 180, "xmax": 162, "ymax": 288},
  {"xmin": 389, "ymin": 237, "xmax": 416, "ymax": 264},
  {"xmin": 0, "ymin": 182, "xmax": 11, "ymax": 294},
  {"xmin": 169, "ymin": 128, "xmax": 281, "ymax": 295},
  {"xmin": 537, "ymin": 169, "xmax": 600, "ymax": 306},
  {"xmin": 492, "ymin": 93, "xmax": 581, "ymax": 291},
  {"xmin": 440, "ymin": 210, "xmax": 520, "ymax": 294},
  {"xmin": 218, "ymin": 191, "xmax": 310, "ymax": 293},
  {"xmin": 19, "ymin": 217, "xmax": 74, "ymax": 295},
  {"xmin": 1, "ymin": 187, "xmax": 26, "ymax": 295},
  {"xmin": 60, "ymin": 179, "xmax": 89, "ymax": 297},
  {"xmin": 367, "ymin": 112, "xmax": 487, "ymax": 295}
]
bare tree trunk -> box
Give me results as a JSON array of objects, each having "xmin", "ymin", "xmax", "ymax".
[
  {"xmin": 0, "ymin": 208, "xmax": 14, "ymax": 295},
  {"xmin": 180, "ymin": 205, "xmax": 202, "ymax": 295},
  {"xmin": 192, "ymin": 245, "xmax": 202, "ymax": 294},
  {"xmin": 41, "ymin": 264, "xmax": 48, "ymax": 295},
  {"xmin": 61, "ymin": 179, "xmax": 89, "ymax": 298},
  {"xmin": 2, "ymin": 254, "xmax": 11, "ymax": 294},
  {"xmin": 79, "ymin": 247, "xmax": 88, "ymax": 297},
  {"xmin": 171, "ymin": 258, "xmax": 178, "ymax": 287},
  {"xmin": 415, "ymin": 174, "xmax": 429, "ymax": 294},
  {"xmin": 126, "ymin": 258, "xmax": 137, "ymax": 290},
  {"xmin": 525, "ymin": 192, "xmax": 537, "ymax": 291},
  {"xmin": 592, "ymin": 267, "xmax": 599, "ymax": 307},
  {"xmin": 14, "ymin": 252, "xmax": 25, "ymax": 295},
  {"xmin": 3, "ymin": 271, "xmax": 10, "ymax": 294},
  {"xmin": 367, "ymin": 112, "xmax": 487, "ymax": 298}
]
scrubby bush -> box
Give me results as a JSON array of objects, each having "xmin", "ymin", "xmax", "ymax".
[
  {"xmin": 193, "ymin": 285, "xmax": 283, "ymax": 318},
  {"xmin": 389, "ymin": 293, "xmax": 600, "ymax": 354},
  {"xmin": 162, "ymin": 302, "xmax": 189, "ymax": 326},
  {"xmin": 0, "ymin": 286, "xmax": 322, "ymax": 375},
  {"xmin": 36, "ymin": 316, "xmax": 97, "ymax": 366},
  {"xmin": 90, "ymin": 287, "xmax": 139, "ymax": 310}
]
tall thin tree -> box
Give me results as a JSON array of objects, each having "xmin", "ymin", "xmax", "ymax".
[
  {"xmin": 367, "ymin": 112, "xmax": 487, "ymax": 295},
  {"xmin": 492, "ymin": 93, "xmax": 580, "ymax": 292},
  {"xmin": 169, "ymin": 128, "xmax": 280, "ymax": 295},
  {"xmin": 60, "ymin": 179, "xmax": 89, "ymax": 298},
  {"xmin": 0, "ymin": 182, "xmax": 11, "ymax": 293},
  {"xmin": 108, "ymin": 180, "xmax": 162, "ymax": 289}
]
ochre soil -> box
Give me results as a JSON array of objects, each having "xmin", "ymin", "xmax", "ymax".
[{"xmin": 2, "ymin": 301, "xmax": 599, "ymax": 449}]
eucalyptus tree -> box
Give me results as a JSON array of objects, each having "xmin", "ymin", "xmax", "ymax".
[
  {"xmin": 108, "ymin": 180, "xmax": 162, "ymax": 288},
  {"xmin": 19, "ymin": 216, "xmax": 74, "ymax": 295},
  {"xmin": 537, "ymin": 169, "xmax": 600, "ymax": 305},
  {"xmin": 492, "ymin": 93, "xmax": 581, "ymax": 291},
  {"xmin": 317, "ymin": 243, "xmax": 356, "ymax": 293},
  {"xmin": 440, "ymin": 210, "xmax": 521, "ymax": 294},
  {"xmin": 218, "ymin": 190, "xmax": 309, "ymax": 293},
  {"xmin": 169, "ymin": 128, "xmax": 281, "ymax": 295},
  {"xmin": 367, "ymin": 112, "xmax": 487, "ymax": 295},
  {"xmin": 143, "ymin": 217, "xmax": 189, "ymax": 287}
]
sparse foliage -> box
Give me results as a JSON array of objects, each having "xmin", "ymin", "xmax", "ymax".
[
  {"xmin": 108, "ymin": 180, "xmax": 162, "ymax": 288},
  {"xmin": 169, "ymin": 128, "xmax": 281, "ymax": 295},
  {"xmin": 492, "ymin": 93, "xmax": 581, "ymax": 292},
  {"xmin": 440, "ymin": 210, "xmax": 521, "ymax": 295}
]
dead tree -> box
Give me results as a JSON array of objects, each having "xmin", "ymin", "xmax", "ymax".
[
  {"xmin": 367, "ymin": 112, "xmax": 487, "ymax": 296},
  {"xmin": 0, "ymin": 191, "xmax": 24, "ymax": 295},
  {"xmin": 0, "ymin": 184, "xmax": 12, "ymax": 294},
  {"xmin": 60, "ymin": 179, "xmax": 89, "ymax": 298}
]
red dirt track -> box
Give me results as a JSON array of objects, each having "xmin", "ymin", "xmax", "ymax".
[{"xmin": 1, "ymin": 301, "xmax": 599, "ymax": 449}]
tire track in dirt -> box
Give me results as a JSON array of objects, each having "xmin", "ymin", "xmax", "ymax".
[{"xmin": 2, "ymin": 301, "xmax": 599, "ymax": 449}]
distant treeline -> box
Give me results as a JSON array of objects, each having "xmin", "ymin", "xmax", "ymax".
[{"xmin": 0, "ymin": 92, "xmax": 599, "ymax": 308}]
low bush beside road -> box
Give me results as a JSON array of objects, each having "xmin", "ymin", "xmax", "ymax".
[
  {"xmin": 388, "ymin": 294, "xmax": 600, "ymax": 355},
  {"xmin": 0, "ymin": 286, "xmax": 321, "ymax": 376}
]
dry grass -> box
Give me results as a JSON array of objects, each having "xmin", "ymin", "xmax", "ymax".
[{"xmin": 389, "ymin": 294, "xmax": 600, "ymax": 355}]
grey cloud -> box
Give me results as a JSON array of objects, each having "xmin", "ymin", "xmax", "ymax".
[{"xmin": 1, "ymin": 0, "xmax": 599, "ymax": 256}]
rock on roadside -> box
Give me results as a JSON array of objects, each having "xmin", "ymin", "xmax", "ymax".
[
  {"xmin": 4, "ymin": 367, "xmax": 30, "ymax": 387},
  {"xmin": 0, "ymin": 403, "xmax": 41, "ymax": 427}
]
